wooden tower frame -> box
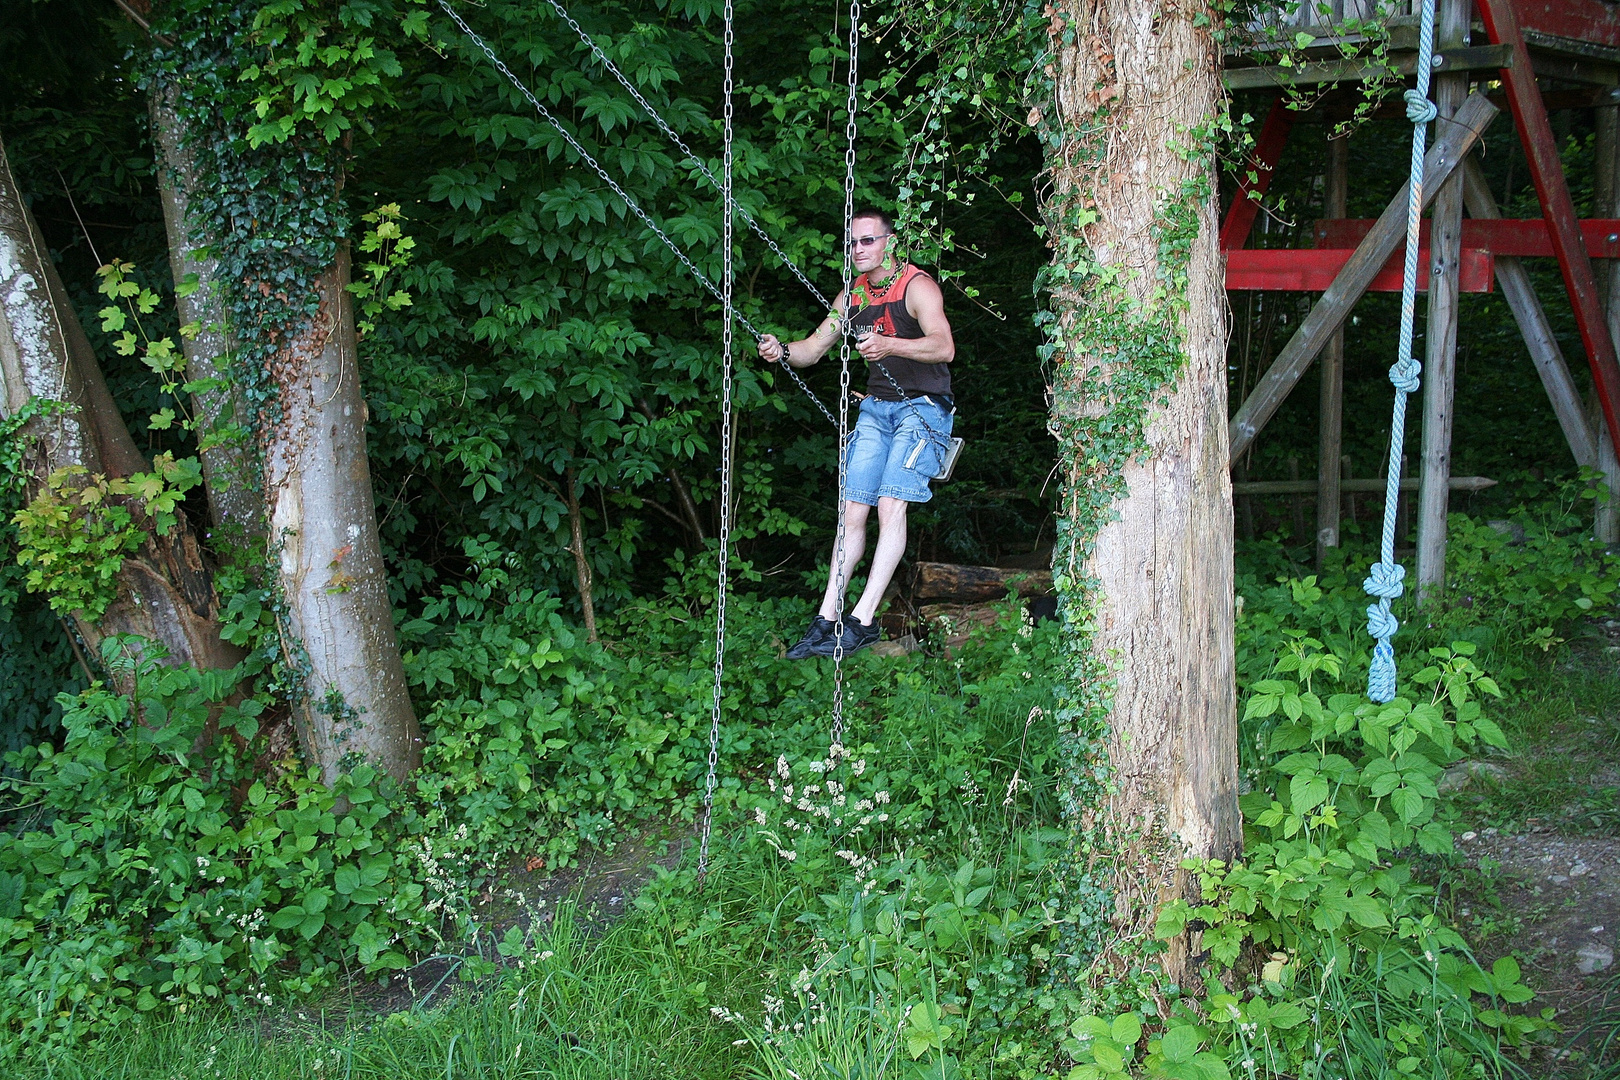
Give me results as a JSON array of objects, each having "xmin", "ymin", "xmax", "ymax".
[{"xmin": 1220, "ymin": 0, "xmax": 1620, "ymax": 593}]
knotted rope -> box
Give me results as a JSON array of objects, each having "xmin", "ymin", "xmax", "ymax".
[{"xmin": 1364, "ymin": 0, "xmax": 1440, "ymax": 703}]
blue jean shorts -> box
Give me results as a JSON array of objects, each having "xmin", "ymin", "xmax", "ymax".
[{"xmin": 842, "ymin": 396, "xmax": 955, "ymax": 505}]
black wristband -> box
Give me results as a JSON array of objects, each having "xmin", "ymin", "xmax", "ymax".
[{"xmin": 780, "ymin": 343, "xmax": 792, "ymax": 365}]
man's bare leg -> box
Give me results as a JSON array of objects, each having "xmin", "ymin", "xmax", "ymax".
[
  {"xmin": 817, "ymin": 499, "xmax": 872, "ymax": 620},
  {"xmin": 851, "ymin": 496, "xmax": 907, "ymax": 624}
]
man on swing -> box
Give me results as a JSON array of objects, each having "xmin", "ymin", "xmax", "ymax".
[{"xmin": 757, "ymin": 207, "xmax": 956, "ymax": 659}]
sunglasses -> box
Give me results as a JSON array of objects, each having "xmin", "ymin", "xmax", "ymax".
[{"xmin": 846, "ymin": 232, "xmax": 892, "ymax": 249}]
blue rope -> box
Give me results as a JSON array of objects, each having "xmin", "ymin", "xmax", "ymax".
[{"xmin": 1364, "ymin": 0, "xmax": 1440, "ymax": 703}]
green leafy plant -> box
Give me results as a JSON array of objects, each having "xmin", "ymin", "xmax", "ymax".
[
  {"xmin": 0, "ymin": 638, "xmax": 439, "ymax": 1055},
  {"xmin": 12, "ymin": 455, "xmax": 202, "ymax": 618},
  {"xmin": 348, "ymin": 202, "xmax": 415, "ymax": 337}
]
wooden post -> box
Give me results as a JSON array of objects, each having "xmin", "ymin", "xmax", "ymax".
[
  {"xmin": 1415, "ymin": 0, "xmax": 1471, "ymax": 601},
  {"xmin": 1460, "ymin": 159, "xmax": 1598, "ymax": 468},
  {"xmin": 1234, "ymin": 457, "xmax": 1256, "ymax": 540},
  {"xmin": 1396, "ymin": 452, "xmax": 1411, "ymax": 547},
  {"xmin": 1342, "ymin": 454, "xmax": 1356, "ymax": 525},
  {"xmin": 1594, "ymin": 99, "xmax": 1620, "ymax": 545},
  {"xmin": 1288, "ymin": 456, "xmax": 1306, "ymax": 539},
  {"xmin": 1478, "ymin": 0, "xmax": 1620, "ymax": 458},
  {"xmin": 1228, "ymin": 92, "xmax": 1498, "ymax": 462},
  {"xmin": 1317, "ymin": 134, "xmax": 1348, "ymax": 566}
]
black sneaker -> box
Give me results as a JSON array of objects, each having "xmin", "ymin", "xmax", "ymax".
[
  {"xmin": 810, "ymin": 616, "xmax": 882, "ymax": 657},
  {"xmin": 784, "ymin": 616, "xmax": 835, "ymax": 659}
]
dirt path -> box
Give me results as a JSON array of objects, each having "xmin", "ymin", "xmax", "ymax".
[{"xmin": 1457, "ymin": 829, "xmax": 1619, "ymax": 1028}]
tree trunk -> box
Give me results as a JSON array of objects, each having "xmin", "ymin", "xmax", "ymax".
[
  {"xmin": 1039, "ymin": 0, "xmax": 1238, "ymax": 986},
  {"xmin": 0, "ymin": 136, "xmax": 240, "ymax": 673},
  {"xmin": 264, "ymin": 247, "xmax": 420, "ymax": 784},
  {"xmin": 564, "ymin": 466, "xmax": 599, "ymax": 642},
  {"xmin": 149, "ymin": 80, "xmax": 265, "ymax": 543}
]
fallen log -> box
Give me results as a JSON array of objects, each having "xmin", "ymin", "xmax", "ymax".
[{"xmin": 911, "ymin": 562, "xmax": 1055, "ymax": 604}]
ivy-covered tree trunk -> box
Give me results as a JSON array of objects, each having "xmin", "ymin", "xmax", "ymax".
[
  {"xmin": 0, "ymin": 138, "xmax": 239, "ymax": 673},
  {"xmin": 265, "ymin": 248, "xmax": 420, "ymax": 785},
  {"xmin": 1036, "ymin": 0, "xmax": 1238, "ymax": 985},
  {"xmin": 150, "ymin": 81, "xmax": 265, "ymax": 542}
]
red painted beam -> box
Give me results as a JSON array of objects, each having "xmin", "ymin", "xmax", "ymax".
[
  {"xmin": 1480, "ymin": 0, "xmax": 1620, "ymax": 458},
  {"xmin": 1226, "ymin": 248, "xmax": 1496, "ymax": 293},
  {"xmin": 1311, "ymin": 217, "xmax": 1620, "ymax": 258},
  {"xmin": 1220, "ymin": 96, "xmax": 1294, "ymax": 253},
  {"xmin": 1512, "ymin": 0, "xmax": 1620, "ymax": 50}
]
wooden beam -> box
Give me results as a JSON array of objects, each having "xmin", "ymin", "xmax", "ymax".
[
  {"xmin": 1317, "ymin": 134, "xmax": 1347, "ymax": 566},
  {"xmin": 1595, "ymin": 103, "xmax": 1620, "ymax": 544},
  {"xmin": 1528, "ymin": 52, "xmax": 1618, "ymax": 88},
  {"xmin": 1220, "ymin": 97, "xmax": 1293, "ymax": 253},
  {"xmin": 1515, "ymin": 0, "xmax": 1620, "ymax": 52},
  {"xmin": 1279, "ymin": 86, "xmax": 1617, "ymax": 126},
  {"xmin": 1223, "ymin": 43, "xmax": 1513, "ymax": 90},
  {"xmin": 1225, "ymin": 246, "xmax": 1495, "ymax": 292},
  {"xmin": 1234, "ymin": 476, "xmax": 1497, "ymax": 495},
  {"xmin": 1310, "ymin": 217, "xmax": 1620, "ymax": 258},
  {"xmin": 1479, "ymin": 0, "xmax": 1620, "ymax": 459},
  {"xmin": 1415, "ymin": 0, "xmax": 1470, "ymax": 601},
  {"xmin": 1461, "ymin": 159, "xmax": 1598, "ymax": 469},
  {"xmin": 1227, "ymin": 91, "xmax": 1499, "ymax": 463}
]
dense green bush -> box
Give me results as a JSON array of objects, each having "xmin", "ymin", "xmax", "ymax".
[
  {"xmin": 0, "ymin": 639, "xmax": 437, "ymax": 1053},
  {"xmin": 4, "ymin": 497, "xmax": 1614, "ymax": 1067}
]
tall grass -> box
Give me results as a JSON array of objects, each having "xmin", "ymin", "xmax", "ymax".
[{"xmin": 23, "ymin": 904, "xmax": 750, "ymax": 1080}]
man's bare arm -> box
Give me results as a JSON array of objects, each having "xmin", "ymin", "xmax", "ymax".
[
  {"xmin": 855, "ymin": 275, "xmax": 954, "ymax": 364},
  {"xmin": 758, "ymin": 291, "xmax": 848, "ymax": 368}
]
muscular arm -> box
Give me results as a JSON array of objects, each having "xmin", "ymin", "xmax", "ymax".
[
  {"xmin": 757, "ymin": 290, "xmax": 849, "ymax": 369},
  {"xmin": 857, "ymin": 274, "xmax": 955, "ymax": 364}
]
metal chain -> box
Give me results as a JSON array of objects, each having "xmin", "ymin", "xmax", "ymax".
[
  {"xmin": 436, "ymin": 0, "xmax": 836, "ymax": 428},
  {"xmin": 828, "ymin": 0, "xmax": 862, "ymax": 753},
  {"xmin": 697, "ymin": 0, "xmax": 736, "ymax": 885},
  {"xmin": 543, "ymin": 0, "xmax": 833, "ymax": 312}
]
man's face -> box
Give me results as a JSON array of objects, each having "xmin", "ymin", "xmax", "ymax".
[{"xmin": 848, "ymin": 217, "xmax": 893, "ymax": 275}]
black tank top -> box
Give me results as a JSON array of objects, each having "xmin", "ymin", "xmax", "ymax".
[{"xmin": 847, "ymin": 263, "xmax": 952, "ymax": 401}]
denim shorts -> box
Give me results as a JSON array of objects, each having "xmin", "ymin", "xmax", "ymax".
[{"xmin": 842, "ymin": 396, "xmax": 955, "ymax": 505}]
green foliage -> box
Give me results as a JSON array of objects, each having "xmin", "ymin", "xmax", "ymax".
[
  {"xmin": 0, "ymin": 638, "xmax": 440, "ymax": 1055},
  {"xmin": 0, "ymin": 400, "xmax": 81, "ymax": 752},
  {"xmin": 11, "ymin": 455, "xmax": 202, "ymax": 619},
  {"xmin": 348, "ymin": 201, "xmax": 416, "ymax": 336},
  {"xmin": 1147, "ymin": 634, "xmax": 1553, "ymax": 1075},
  {"xmin": 238, "ymin": 0, "xmax": 424, "ymax": 146}
]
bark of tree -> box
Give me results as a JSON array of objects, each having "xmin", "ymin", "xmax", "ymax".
[
  {"xmin": 0, "ymin": 136, "xmax": 240, "ymax": 672},
  {"xmin": 1042, "ymin": 0, "xmax": 1238, "ymax": 985},
  {"xmin": 264, "ymin": 247, "xmax": 420, "ymax": 784},
  {"xmin": 564, "ymin": 466, "xmax": 599, "ymax": 643},
  {"xmin": 149, "ymin": 80, "xmax": 265, "ymax": 542}
]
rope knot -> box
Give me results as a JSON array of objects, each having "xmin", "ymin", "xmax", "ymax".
[
  {"xmin": 1404, "ymin": 90, "xmax": 1438, "ymax": 124},
  {"xmin": 1363, "ymin": 560, "xmax": 1406, "ymax": 600},
  {"xmin": 1389, "ymin": 357, "xmax": 1422, "ymax": 394},
  {"xmin": 1366, "ymin": 601, "xmax": 1400, "ymax": 641},
  {"xmin": 1367, "ymin": 640, "xmax": 1398, "ymax": 703}
]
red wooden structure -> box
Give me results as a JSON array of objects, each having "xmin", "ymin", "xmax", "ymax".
[{"xmin": 1219, "ymin": 0, "xmax": 1620, "ymax": 589}]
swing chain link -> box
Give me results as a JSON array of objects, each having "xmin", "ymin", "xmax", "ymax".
[
  {"xmin": 698, "ymin": 0, "xmax": 738, "ymax": 885},
  {"xmin": 829, "ymin": 0, "xmax": 862, "ymax": 754},
  {"xmin": 437, "ymin": 0, "xmax": 838, "ymax": 430}
]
